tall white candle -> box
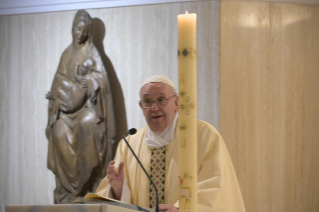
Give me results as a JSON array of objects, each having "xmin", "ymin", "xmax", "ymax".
[{"xmin": 177, "ymin": 12, "xmax": 197, "ymax": 212}]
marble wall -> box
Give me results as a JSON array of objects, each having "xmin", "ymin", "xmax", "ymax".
[
  {"xmin": 0, "ymin": 1, "xmax": 220, "ymax": 211},
  {"xmin": 221, "ymin": 1, "xmax": 319, "ymax": 212}
]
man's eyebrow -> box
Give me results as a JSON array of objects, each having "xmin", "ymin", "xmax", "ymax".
[{"xmin": 142, "ymin": 93, "xmax": 166, "ymax": 98}]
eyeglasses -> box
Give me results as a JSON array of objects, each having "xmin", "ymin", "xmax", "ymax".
[{"xmin": 140, "ymin": 95, "xmax": 176, "ymax": 109}]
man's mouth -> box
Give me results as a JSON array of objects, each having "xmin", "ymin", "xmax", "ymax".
[{"xmin": 151, "ymin": 115, "xmax": 163, "ymax": 119}]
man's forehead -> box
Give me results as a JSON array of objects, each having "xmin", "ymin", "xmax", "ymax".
[{"xmin": 141, "ymin": 83, "xmax": 171, "ymax": 96}]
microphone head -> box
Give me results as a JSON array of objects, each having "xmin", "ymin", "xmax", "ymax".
[{"xmin": 129, "ymin": 128, "xmax": 137, "ymax": 135}]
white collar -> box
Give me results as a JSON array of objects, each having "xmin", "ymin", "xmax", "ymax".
[{"xmin": 144, "ymin": 113, "xmax": 178, "ymax": 149}]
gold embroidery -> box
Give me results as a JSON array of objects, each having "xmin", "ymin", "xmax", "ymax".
[{"xmin": 149, "ymin": 147, "xmax": 166, "ymax": 208}]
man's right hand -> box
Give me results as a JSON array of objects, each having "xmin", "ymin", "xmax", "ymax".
[{"xmin": 107, "ymin": 160, "xmax": 124, "ymax": 200}]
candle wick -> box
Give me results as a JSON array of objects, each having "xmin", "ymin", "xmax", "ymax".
[{"xmin": 186, "ymin": 11, "xmax": 188, "ymax": 14}]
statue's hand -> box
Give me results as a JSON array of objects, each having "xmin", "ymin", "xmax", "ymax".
[
  {"xmin": 46, "ymin": 91, "xmax": 54, "ymax": 100},
  {"xmin": 74, "ymin": 63, "xmax": 87, "ymax": 88},
  {"xmin": 48, "ymin": 100, "xmax": 60, "ymax": 126},
  {"xmin": 75, "ymin": 63, "xmax": 80, "ymax": 74},
  {"xmin": 89, "ymin": 89, "xmax": 97, "ymax": 102},
  {"xmin": 75, "ymin": 74, "xmax": 87, "ymax": 88},
  {"xmin": 107, "ymin": 160, "xmax": 124, "ymax": 200}
]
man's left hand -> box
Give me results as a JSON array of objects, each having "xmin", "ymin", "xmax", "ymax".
[{"xmin": 158, "ymin": 204, "xmax": 179, "ymax": 212}]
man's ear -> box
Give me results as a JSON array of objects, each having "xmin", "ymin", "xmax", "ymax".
[
  {"xmin": 174, "ymin": 96, "xmax": 179, "ymax": 112},
  {"xmin": 139, "ymin": 101, "xmax": 146, "ymax": 116}
]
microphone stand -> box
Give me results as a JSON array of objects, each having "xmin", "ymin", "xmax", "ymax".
[{"xmin": 122, "ymin": 135, "xmax": 160, "ymax": 212}]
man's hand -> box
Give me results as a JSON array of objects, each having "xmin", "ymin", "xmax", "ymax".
[
  {"xmin": 158, "ymin": 204, "xmax": 179, "ymax": 212},
  {"xmin": 107, "ymin": 160, "xmax": 124, "ymax": 200}
]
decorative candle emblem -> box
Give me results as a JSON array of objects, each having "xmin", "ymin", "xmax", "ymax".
[
  {"xmin": 178, "ymin": 48, "xmax": 197, "ymax": 58},
  {"xmin": 179, "ymin": 74, "xmax": 186, "ymax": 85},
  {"xmin": 180, "ymin": 125, "xmax": 186, "ymax": 130},
  {"xmin": 179, "ymin": 175, "xmax": 192, "ymax": 209},
  {"xmin": 180, "ymin": 138, "xmax": 186, "ymax": 148},
  {"xmin": 184, "ymin": 173, "xmax": 193, "ymax": 180}
]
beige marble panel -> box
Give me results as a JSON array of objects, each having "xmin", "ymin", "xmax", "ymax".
[
  {"xmin": 221, "ymin": 2, "xmax": 271, "ymax": 211},
  {"xmin": 0, "ymin": 1, "xmax": 220, "ymax": 211},
  {"xmin": 221, "ymin": 1, "xmax": 319, "ymax": 212},
  {"xmin": 270, "ymin": 3, "xmax": 319, "ymax": 212}
]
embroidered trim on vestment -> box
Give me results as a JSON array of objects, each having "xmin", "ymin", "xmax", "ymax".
[{"xmin": 149, "ymin": 146, "xmax": 166, "ymax": 208}]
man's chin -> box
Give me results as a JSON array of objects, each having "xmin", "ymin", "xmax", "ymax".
[{"xmin": 149, "ymin": 124, "xmax": 166, "ymax": 133}]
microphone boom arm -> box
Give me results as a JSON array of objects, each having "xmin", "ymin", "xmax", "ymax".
[{"xmin": 122, "ymin": 134, "xmax": 160, "ymax": 212}]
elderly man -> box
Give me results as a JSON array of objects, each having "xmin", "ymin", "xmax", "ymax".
[{"xmin": 95, "ymin": 75, "xmax": 246, "ymax": 212}]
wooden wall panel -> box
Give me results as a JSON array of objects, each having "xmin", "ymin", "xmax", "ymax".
[{"xmin": 221, "ymin": 1, "xmax": 319, "ymax": 212}]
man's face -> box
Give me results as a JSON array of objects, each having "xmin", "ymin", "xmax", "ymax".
[{"xmin": 139, "ymin": 82, "xmax": 178, "ymax": 132}]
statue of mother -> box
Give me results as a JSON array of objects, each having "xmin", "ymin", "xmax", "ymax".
[{"xmin": 45, "ymin": 10, "xmax": 116, "ymax": 204}]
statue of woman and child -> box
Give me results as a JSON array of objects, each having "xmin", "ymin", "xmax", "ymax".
[{"xmin": 45, "ymin": 10, "xmax": 116, "ymax": 204}]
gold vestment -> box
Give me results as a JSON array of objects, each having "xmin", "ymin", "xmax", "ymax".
[{"xmin": 96, "ymin": 120, "xmax": 246, "ymax": 212}]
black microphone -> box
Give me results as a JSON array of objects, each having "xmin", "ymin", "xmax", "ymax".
[
  {"xmin": 123, "ymin": 128, "xmax": 159, "ymax": 212},
  {"xmin": 123, "ymin": 128, "xmax": 137, "ymax": 137}
]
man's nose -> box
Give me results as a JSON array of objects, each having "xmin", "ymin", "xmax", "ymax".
[{"xmin": 150, "ymin": 102, "xmax": 160, "ymax": 111}]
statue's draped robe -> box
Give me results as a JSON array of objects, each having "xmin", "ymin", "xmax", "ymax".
[
  {"xmin": 95, "ymin": 120, "xmax": 246, "ymax": 212},
  {"xmin": 47, "ymin": 39, "xmax": 115, "ymax": 203}
]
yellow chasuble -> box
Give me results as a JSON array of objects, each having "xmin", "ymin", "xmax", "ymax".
[{"xmin": 95, "ymin": 119, "xmax": 246, "ymax": 212}]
